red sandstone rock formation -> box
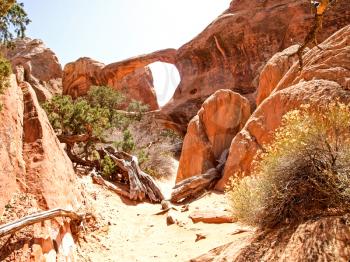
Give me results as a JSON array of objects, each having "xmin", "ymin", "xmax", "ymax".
[
  {"xmin": 63, "ymin": 49, "xmax": 177, "ymax": 110},
  {"xmin": 255, "ymin": 45, "xmax": 300, "ymax": 106},
  {"xmin": 192, "ymin": 214, "xmax": 350, "ymax": 262},
  {"xmin": 176, "ymin": 90, "xmax": 250, "ymax": 182},
  {"xmin": 217, "ymin": 25, "xmax": 350, "ymax": 190},
  {"xmin": 0, "ymin": 73, "xmax": 82, "ymax": 260},
  {"xmin": 4, "ymin": 38, "xmax": 63, "ymax": 101},
  {"xmin": 160, "ymin": 0, "xmax": 350, "ymax": 129}
]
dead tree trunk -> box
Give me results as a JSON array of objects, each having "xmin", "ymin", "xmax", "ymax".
[
  {"xmin": 98, "ymin": 147, "xmax": 165, "ymax": 203},
  {"xmin": 0, "ymin": 209, "xmax": 91, "ymax": 238},
  {"xmin": 170, "ymin": 168, "xmax": 221, "ymax": 203},
  {"xmin": 92, "ymin": 173, "xmax": 132, "ymax": 199}
]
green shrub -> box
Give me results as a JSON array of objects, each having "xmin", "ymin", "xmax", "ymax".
[
  {"xmin": 43, "ymin": 88, "xmax": 127, "ymax": 165},
  {"xmin": 0, "ymin": 55, "xmax": 11, "ymax": 110},
  {"xmin": 101, "ymin": 155, "xmax": 117, "ymax": 180},
  {"xmin": 43, "ymin": 95, "xmax": 111, "ymax": 139},
  {"xmin": 127, "ymin": 99, "xmax": 149, "ymax": 121},
  {"xmin": 226, "ymin": 102, "xmax": 350, "ymax": 228},
  {"xmin": 0, "ymin": 0, "xmax": 30, "ymax": 46},
  {"xmin": 115, "ymin": 129, "xmax": 136, "ymax": 153},
  {"xmin": 86, "ymin": 86, "xmax": 125, "ymax": 110},
  {"xmin": 136, "ymin": 149, "xmax": 149, "ymax": 165},
  {"xmin": 160, "ymin": 129, "xmax": 181, "ymax": 141}
]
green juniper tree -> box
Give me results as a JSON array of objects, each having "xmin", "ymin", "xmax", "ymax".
[{"xmin": 0, "ymin": 0, "xmax": 30, "ymax": 109}]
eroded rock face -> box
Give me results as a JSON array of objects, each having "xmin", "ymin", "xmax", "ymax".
[
  {"xmin": 21, "ymin": 81, "xmax": 80, "ymax": 210},
  {"xmin": 161, "ymin": 0, "xmax": 350, "ymax": 128},
  {"xmin": 0, "ymin": 75, "xmax": 82, "ymax": 261},
  {"xmin": 176, "ymin": 90, "xmax": 250, "ymax": 182},
  {"xmin": 63, "ymin": 49, "xmax": 177, "ymax": 110},
  {"xmin": 0, "ymin": 76, "xmax": 25, "ymax": 214},
  {"xmin": 217, "ymin": 25, "xmax": 350, "ymax": 191},
  {"xmin": 255, "ymin": 45, "xmax": 300, "ymax": 105},
  {"xmin": 192, "ymin": 214, "xmax": 350, "ymax": 262},
  {"xmin": 4, "ymin": 38, "xmax": 63, "ymax": 101}
]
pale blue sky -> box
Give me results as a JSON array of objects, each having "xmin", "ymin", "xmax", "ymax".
[{"xmin": 21, "ymin": 0, "xmax": 231, "ymax": 105}]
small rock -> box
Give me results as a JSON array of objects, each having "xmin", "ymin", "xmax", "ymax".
[
  {"xmin": 161, "ymin": 200, "xmax": 170, "ymax": 210},
  {"xmin": 166, "ymin": 214, "xmax": 176, "ymax": 225},
  {"xmin": 189, "ymin": 210, "xmax": 236, "ymax": 224},
  {"xmin": 181, "ymin": 204, "xmax": 189, "ymax": 212},
  {"xmin": 195, "ymin": 233, "xmax": 207, "ymax": 242}
]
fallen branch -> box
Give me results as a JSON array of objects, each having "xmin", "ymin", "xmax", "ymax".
[
  {"xmin": 0, "ymin": 208, "xmax": 92, "ymax": 239},
  {"xmin": 171, "ymin": 168, "xmax": 221, "ymax": 203},
  {"xmin": 91, "ymin": 173, "xmax": 132, "ymax": 199}
]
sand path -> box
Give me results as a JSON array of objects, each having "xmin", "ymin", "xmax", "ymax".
[{"xmin": 76, "ymin": 175, "xmax": 252, "ymax": 262}]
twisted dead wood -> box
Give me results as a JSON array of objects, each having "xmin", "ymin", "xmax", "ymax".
[
  {"xmin": 0, "ymin": 208, "xmax": 91, "ymax": 238},
  {"xmin": 171, "ymin": 168, "xmax": 221, "ymax": 203},
  {"xmin": 97, "ymin": 147, "xmax": 165, "ymax": 203}
]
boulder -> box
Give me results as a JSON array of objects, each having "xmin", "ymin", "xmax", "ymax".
[
  {"xmin": 4, "ymin": 38, "xmax": 63, "ymax": 101},
  {"xmin": 176, "ymin": 90, "xmax": 250, "ymax": 182},
  {"xmin": 161, "ymin": 0, "xmax": 350, "ymax": 128},
  {"xmin": 217, "ymin": 25, "xmax": 350, "ymax": 191},
  {"xmin": 63, "ymin": 49, "xmax": 177, "ymax": 110}
]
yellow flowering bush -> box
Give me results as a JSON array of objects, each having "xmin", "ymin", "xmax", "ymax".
[{"xmin": 226, "ymin": 102, "xmax": 350, "ymax": 228}]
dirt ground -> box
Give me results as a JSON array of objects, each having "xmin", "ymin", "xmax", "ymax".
[{"xmin": 76, "ymin": 172, "xmax": 253, "ymax": 262}]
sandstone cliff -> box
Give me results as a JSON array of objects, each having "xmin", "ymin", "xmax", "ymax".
[
  {"xmin": 4, "ymin": 38, "xmax": 63, "ymax": 101},
  {"xmin": 0, "ymin": 70, "xmax": 83, "ymax": 260},
  {"xmin": 0, "ymin": 61, "xmax": 82, "ymax": 260},
  {"xmin": 160, "ymin": 0, "xmax": 350, "ymax": 129},
  {"xmin": 217, "ymin": 24, "xmax": 350, "ymax": 190}
]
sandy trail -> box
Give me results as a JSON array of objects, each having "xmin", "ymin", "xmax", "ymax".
[{"xmin": 76, "ymin": 174, "xmax": 252, "ymax": 262}]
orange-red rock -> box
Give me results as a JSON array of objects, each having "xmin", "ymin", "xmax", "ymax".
[
  {"xmin": 217, "ymin": 25, "xmax": 350, "ymax": 191},
  {"xmin": 256, "ymin": 45, "xmax": 300, "ymax": 105},
  {"xmin": 177, "ymin": 90, "xmax": 250, "ymax": 182},
  {"xmin": 192, "ymin": 214, "xmax": 350, "ymax": 261},
  {"xmin": 21, "ymin": 81, "xmax": 81, "ymax": 209},
  {"xmin": 161, "ymin": 0, "xmax": 350, "ymax": 128},
  {"xmin": 63, "ymin": 49, "xmax": 177, "ymax": 110},
  {"xmin": 4, "ymin": 38, "xmax": 63, "ymax": 101},
  {"xmin": 0, "ymin": 75, "xmax": 82, "ymax": 260},
  {"xmin": 189, "ymin": 210, "xmax": 236, "ymax": 224},
  {"xmin": 0, "ymin": 76, "xmax": 25, "ymax": 214}
]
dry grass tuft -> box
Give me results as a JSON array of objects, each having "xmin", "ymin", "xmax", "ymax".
[{"xmin": 226, "ymin": 102, "xmax": 350, "ymax": 228}]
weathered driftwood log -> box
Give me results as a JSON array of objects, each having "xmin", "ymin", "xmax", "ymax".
[
  {"xmin": 91, "ymin": 173, "xmax": 132, "ymax": 199},
  {"xmin": 0, "ymin": 208, "xmax": 91, "ymax": 238},
  {"xmin": 98, "ymin": 147, "xmax": 165, "ymax": 203},
  {"xmin": 171, "ymin": 168, "xmax": 221, "ymax": 203}
]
